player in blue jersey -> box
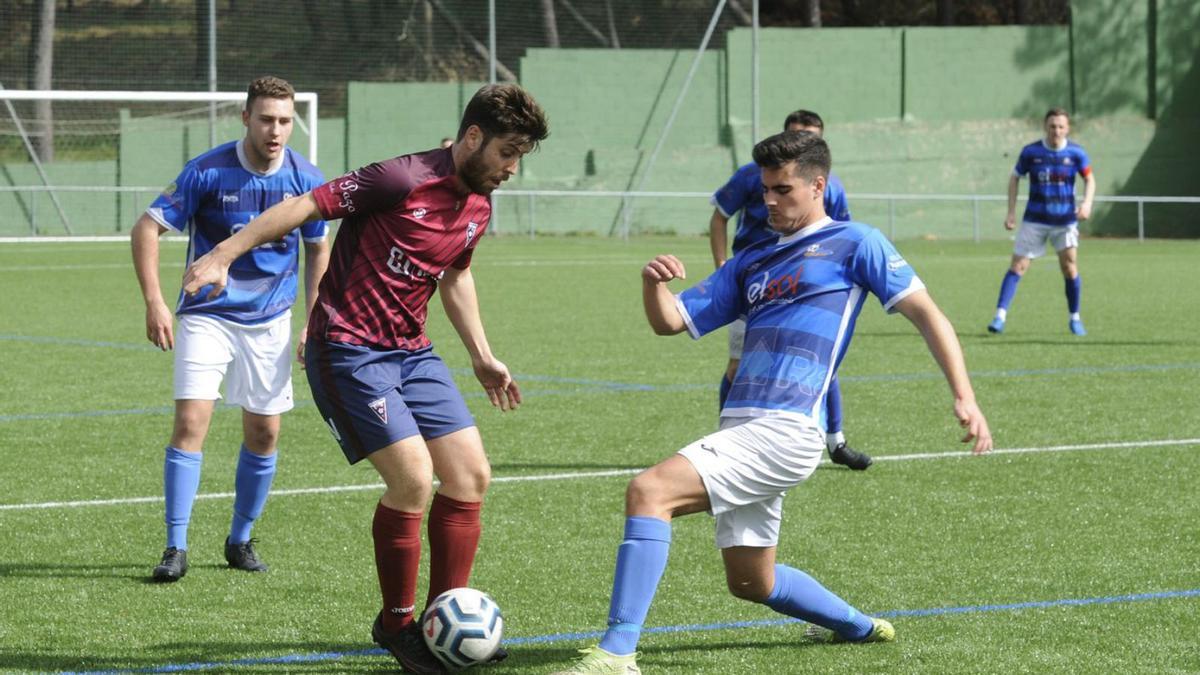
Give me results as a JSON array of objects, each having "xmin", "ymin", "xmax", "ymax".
[
  {"xmin": 553, "ymin": 131, "xmax": 992, "ymax": 675},
  {"xmin": 130, "ymin": 76, "xmax": 330, "ymax": 582},
  {"xmin": 710, "ymin": 110, "xmax": 869, "ymax": 470},
  {"xmin": 988, "ymin": 108, "xmax": 1095, "ymax": 336}
]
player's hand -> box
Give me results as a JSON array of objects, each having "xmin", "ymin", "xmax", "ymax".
[
  {"xmin": 144, "ymin": 299, "xmax": 175, "ymax": 351},
  {"xmin": 182, "ymin": 250, "xmax": 231, "ymax": 301},
  {"xmin": 473, "ymin": 357, "xmax": 521, "ymax": 411},
  {"xmin": 295, "ymin": 332, "xmax": 307, "ymax": 369},
  {"xmin": 643, "ymin": 254, "xmax": 686, "ymax": 283},
  {"xmin": 1003, "ymin": 214, "xmax": 1016, "ymax": 231},
  {"xmin": 1076, "ymin": 202, "xmax": 1093, "ymax": 220},
  {"xmin": 954, "ymin": 398, "xmax": 993, "ymax": 455}
]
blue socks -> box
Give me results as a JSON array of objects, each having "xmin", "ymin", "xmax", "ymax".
[
  {"xmin": 1065, "ymin": 276, "xmax": 1081, "ymax": 314},
  {"xmin": 764, "ymin": 564, "xmax": 873, "ymax": 640},
  {"xmin": 164, "ymin": 446, "xmax": 203, "ymax": 550},
  {"xmin": 230, "ymin": 445, "xmax": 277, "ymax": 544},
  {"xmin": 825, "ymin": 375, "xmax": 843, "ymax": 437},
  {"xmin": 599, "ymin": 516, "xmax": 672, "ymax": 656},
  {"xmin": 996, "ymin": 270, "xmax": 1022, "ymax": 311}
]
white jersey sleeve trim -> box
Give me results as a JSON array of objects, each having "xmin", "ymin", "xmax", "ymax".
[
  {"xmin": 675, "ymin": 294, "xmax": 702, "ymax": 339},
  {"xmin": 709, "ymin": 194, "xmax": 734, "ymax": 219},
  {"xmin": 145, "ymin": 206, "xmax": 184, "ymax": 233},
  {"xmin": 302, "ymin": 234, "xmax": 328, "ymax": 243},
  {"xmin": 882, "ymin": 277, "xmax": 927, "ymax": 313}
]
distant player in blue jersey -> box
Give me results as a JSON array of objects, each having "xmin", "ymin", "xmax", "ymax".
[
  {"xmin": 130, "ymin": 76, "xmax": 330, "ymax": 582},
  {"xmin": 988, "ymin": 108, "xmax": 1095, "ymax": 336},
  {"xmin": 710, "ymin": 110, "xmax": 869, "ymax": 471},
  {"xmin": 553, "ymin": 131, "xmax": 992, "ymax": 675}
]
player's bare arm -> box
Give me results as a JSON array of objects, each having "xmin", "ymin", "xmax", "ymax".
[
  {"xmin": 895, "ymin": 290, "xmax": 993, "ymax": 454},
  {"xmin": 1078, "ymin": 171, "xmax": 1096, "ymax": 220},
  {"xmin": 182, "ymin": 192, "xmax": 322, "ymax": 300},
  {"xmin": 642, "ymin": 254, "xmax": 688, "ymax": 335},
  {"xmin": 1004, "ymin": 173, "xmax": 1021, "ymax": 230},
  {"xmin": 131, "ymin": 213, "xmax": 175, "ymax": 351},
  {"xmin": 296, "ymin": 238, "xmax": 331, "ymax": 367},
  {"xmin": 439, "ymin": 265, "xmax": 521, "ymax": 412},
  {"xmin": 708, "ymin": 209, "xmax": 731, "ymax": 268}
]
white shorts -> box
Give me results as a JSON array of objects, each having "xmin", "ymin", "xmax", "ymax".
[
  {"xmin": 727, "ymin": 318, "xmax": 746, "ymax": 359},
  {"xmin": 677, "ymin": 415, "xmax": 824, "ymax": 549},
  {"xmin": 1014, "ymin": 221, "xmax": 1079, "ymax": 259},
  {"xmin": 174, "ymin": 311, "xmax": 294, "ymax": 415}
]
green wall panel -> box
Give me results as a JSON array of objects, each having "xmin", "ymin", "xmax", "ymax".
[{"xmin": 904, "ymin": 26, "xmax": 1071, "ymax": 121}]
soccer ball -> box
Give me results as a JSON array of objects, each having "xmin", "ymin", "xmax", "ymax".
[{"xmin": 421, "ymin": 587, "xmax": 504, "ymax": 669}]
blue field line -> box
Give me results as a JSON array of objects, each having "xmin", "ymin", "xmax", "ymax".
[{"xmin": 62, "ymin": 588, "xmax": 1200, "ymax": 674}]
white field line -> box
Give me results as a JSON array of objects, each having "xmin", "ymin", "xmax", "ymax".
[{"xmin": 2, "ymin": 438, "xmax": 1197, "ymax": 512}]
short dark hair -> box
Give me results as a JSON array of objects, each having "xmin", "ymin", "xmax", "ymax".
[
  {"xmin": 783, "ymin": 109, "xmax": 824, "ymax": 132},
  {"xmin": 752, "ymin": 130, "xmax": 831, "ymax": 181},
  {"xmin": 245, "ymin": 76, "xmax": 294, "ymax": 111},
  {"xmin": 457, "ymin": 84, "xmax": 550, "ymax": 149},
  {"xmin": 1045, "ymin": 107, "xmax": 1070, "ymax": 122}
]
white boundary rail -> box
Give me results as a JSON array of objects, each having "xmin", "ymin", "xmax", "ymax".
[{"xmin": 0, "ymin": 188, "xmax": 1197, "ymax": 243}]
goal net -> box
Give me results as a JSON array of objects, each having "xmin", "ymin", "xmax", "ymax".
[{"xmin": 0, "ymin": 90, "xmax": 317, "ymax": 238}]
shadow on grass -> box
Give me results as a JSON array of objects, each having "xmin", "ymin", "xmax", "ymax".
[
  {"xmin": 0, "ymin": 562, "xmax": 147, "ymax": 580},
  {"xmin": 0, "ymin": 636, "xmax": 826, "ymax": 673},
  {"xmin": 491, "ymin": 462, "xmax": 646, "ymax": 472}
]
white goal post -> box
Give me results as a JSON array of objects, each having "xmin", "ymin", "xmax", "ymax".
[{"xmin": 1, "ymin": 89, "xmax": 318, "ymax": 162}]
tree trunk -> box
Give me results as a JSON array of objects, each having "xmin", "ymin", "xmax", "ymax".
[
  {"xmin": 540, "ymin": 0, "xmax": 559, "ymax": 48},
  {"xmin": 1014, "ymin": 0, "xmax": 1030, "ymax": 24},
  {"xmin": 804, "ymin": 0, "xmax": 821, "ymax": 28},
  {"xmin": 937, "ymin": 0, "xmax": 954, "ymax": 25},
  {"xmin": 195, "ymin": 0, "xmax": 210, "ymax": 84},
  {"xmin": 29, "ymin": 0, "xmax": 55, "ymax": 162}
]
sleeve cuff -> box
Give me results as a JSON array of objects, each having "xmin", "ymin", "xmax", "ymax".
[
  {"xmin": 674, "ymin": 294, "xmax": 702, "ymax": 339},
  {"xmin": 882, "ymin": 277, "xmax": 926, "ymax": 313}
]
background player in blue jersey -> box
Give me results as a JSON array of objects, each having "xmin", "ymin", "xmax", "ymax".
[
  {"xmin": 988, "ymin": 108, "xmax": 1095, "ymax": 336},
  {"xmin": 554, "ymin": 131, "xmax": 992, "ymax": 674},
  {"xmin": 130, "ymin": 76, "xmax": 330, "ymax": 582},
  {"xmin": 709, "ymin": 110, "xmax": 869, "ymax": 470}
]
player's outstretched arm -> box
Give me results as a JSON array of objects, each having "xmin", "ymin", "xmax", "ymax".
[
  {"xmin": 296, "ymin": 238, "xmax": 331, "ymax": 368},
  {"xmin": 642, "ymin": 254, "xmax": 688, "ymax": 335},
  {"xmin": 182, "ymin": 192, "xmax": 322, "ymax": 300},
  {"xmin": 895, "ymin": 290, "xmax": 993, "ymax": 454},
  {"xmin": 1078, "ymin": 171, "xmax": 1096, "ymax": 220},
  {"xmin": 708, "ymin": 209, "xmax": 731, "ymax": 269},
  {"xmin": 439, "ymin": 265, "xmax": 520, "ymax": 412},
  {"xmin": 1004, "ymin": 173, "xmax": 1021, "ymax": 230},
  {"xmin": 131, "ymin": 214, "xmax": 174, "ymax": 351}
]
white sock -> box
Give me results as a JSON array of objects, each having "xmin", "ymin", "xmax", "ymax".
[
  {"xmin": 1070, "ymin": 312, "xmax": 1081, "ymax": 321},
  {"xmin": 995, "ymin": 308, "xmax": 1008, "ymax": 321},
  {"xmin": 826, "ymin": 431, "xmax": 845, "ymax": 452}
]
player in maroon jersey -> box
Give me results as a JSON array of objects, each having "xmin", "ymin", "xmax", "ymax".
[{"xmin": 182, "ymin": 84, "xmax": 548, "ymax": 673}]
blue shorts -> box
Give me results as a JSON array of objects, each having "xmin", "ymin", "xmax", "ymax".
[{"xmin": 305, "ymin": 340, "xmax": 476, "ymax": 464}]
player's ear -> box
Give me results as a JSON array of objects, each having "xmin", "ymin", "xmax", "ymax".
[
  {"xmin": 464, "ymin": 125, "xmax": 484, "ymax": 152},
  {"xmin": 241, "ymin": 108, "xmax": 250, "ymax": 129}
]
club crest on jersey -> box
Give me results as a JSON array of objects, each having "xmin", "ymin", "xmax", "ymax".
[
  {"xmin": 465, "ymin": 221, "xmax": 479, "ymax": 247},
  {"xmin": 1063, "ymin": 157, "xmax": 1073, "ymax": 165},
  {"xmin": 412, "ymin": 208, "xmax": 427, "ymax": 219},
  {"xmin": 803, "ymin": 243, "xmax": 833, "ymax": 258},
  {"xmin": 368, "ymin": 398, "xmax": 388, "ymax": 424}
]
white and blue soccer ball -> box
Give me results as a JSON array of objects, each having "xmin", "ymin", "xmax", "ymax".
[{"xmin": 421, "ymin": 587, "xmax": 504, "ymax": 669}]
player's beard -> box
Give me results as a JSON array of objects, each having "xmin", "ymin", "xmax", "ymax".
[{"xmin": 459, "ymin": 148, "xmax": 497, "ymax": 195}]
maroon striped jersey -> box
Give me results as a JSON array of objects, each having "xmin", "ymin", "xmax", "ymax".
[{"xmin": 308, "ymin": 147, "xmax": 490, "ymax": 350}]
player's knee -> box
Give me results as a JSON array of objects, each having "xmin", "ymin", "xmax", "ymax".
[
  {"xmin": 446, "ymin": 463, "xmax": 491, "ymax": 500},
  {"xmin": 243, "ymin": 426, "xmax": 279, "ymax": 453},
  {"xmin": 725, "ymin": 575, "xmax": 771, "ymax": 602},
  {"xmin": 624, "ymin": 473, "xmax": 666, "ymax": 515}
]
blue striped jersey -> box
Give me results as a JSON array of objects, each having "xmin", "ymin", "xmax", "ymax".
[
  {"xmin": 676, "ymin": 218, "xmax": 923, "ymax": 426},
  {"xmin": 1014, "ymin": 140, "xmax": 1092, "ymax": 227},
  {"xmin": 147, "ymin": 140, "xmax": 327, "ymax": 325},
  {"xmin": 712, "ymin": 162, "xmax": 851, "ymax": 254}
]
